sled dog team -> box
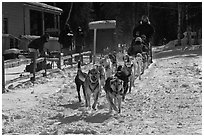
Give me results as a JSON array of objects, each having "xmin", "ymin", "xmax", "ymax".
[{"xmin": 75, "ymin": 52, "xmax": 151, "ymax": 114}]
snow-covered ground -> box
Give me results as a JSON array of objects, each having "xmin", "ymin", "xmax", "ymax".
[{"xmin": 2, "ymin": 44, "xmax": 202, "ymax": 135}]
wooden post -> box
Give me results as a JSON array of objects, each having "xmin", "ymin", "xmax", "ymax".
[
  {"xmin": 59, "ymin": 44, "xmax": 63, "ymax": 69},
  {"xmin": 93, "ymin": 29, "xmax": 97, "ymax": 64},
  {"xmin": 30, "ymin": 52, "xmax": 36, "ymax": 82},
  {"xmin": 43, "ymin": 56, "xmax": 47, "ymax": 77},
  {"xmin": 70, "ymin": 54, "xmax": 73, "ymax": 67},
  {"xmin": 58, "ymin": 15, "xmax": 60, "ymax": 35},
  {"xmin": 80, "ymin": 53, "xmax": 83, "ymax": 65},
  {"xmin": 58, "ymin": 53, "xmax": 61, "ymax": 69},
  {"xmin": 2, "ymin": 56, "xmax": 5, "ymax": 93},
  {"xmin": 89, "ymin": 52, "xmax": 92, "ymax": 63},
  {"xmin": 70, "ymin": 39, "xmax": 73, "ymax": 67}
]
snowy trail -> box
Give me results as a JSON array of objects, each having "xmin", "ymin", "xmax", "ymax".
[{"xmin": 2, "ymin": 46, "xmax": 202, "ymax": 135}]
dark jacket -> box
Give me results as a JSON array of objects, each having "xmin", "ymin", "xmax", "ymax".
[
  {"xmin": 75, "ymin": 27, "xmax": 84, "ymax": 53},
  {"xmin": 142, "ymin": 43, "xmax": 149, "ymax": 53},
  {"xmin": 28, "ymin": 35, "xmax": 48, "ymax": 53},
  {"xmin": 58, "ymin": 27, "xmax": 73, "ymax": 49},
  {"xmin": 133, "ymin": 22, "xmax": 154, "ymax": 41}
]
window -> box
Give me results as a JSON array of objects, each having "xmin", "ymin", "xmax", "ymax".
[
  {"xmin": 3, "ymin": 18, "xmax": 8, "ymax": 34},
  {"xmin": 30, "ymin": 10, "xmax": 59, "ymax": 37},
  {"xmin": 30, "ymin": 10, "xmax": 42, "ymax": 36},
  {"xmin": 45, "ymin": 12, "xmax": 59, "ymax": 37},
  {"xmin": 45, "ymin": 12, "xmax": 54, "ymax": 30}
]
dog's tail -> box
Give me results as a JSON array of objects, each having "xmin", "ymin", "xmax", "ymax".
[
  {"xmin": 77, "ymin": 61, "xmax": 86, "ymax": 82},
  {"xmin": 77, "ymin": 61, "xmax": 81, "ymax": 70}
]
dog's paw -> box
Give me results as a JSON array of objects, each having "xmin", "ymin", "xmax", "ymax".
[
  {"xmin": 85, "ymin": 108, "xmax": 92, "ymax": 114},
  {"xmin": 118, "ymin": 109, "xmax": 121, "ymax": 114},
  {"xmin": 92, "ymin": 107, "xmax": 97, "ymax": 111},
  {"xmin": 78, "ymin": 98, "xmax": 82, "ymax": 103},
  {"xmin": 112, "ymin": 111, "xmax": 120, "ymax": 117}
]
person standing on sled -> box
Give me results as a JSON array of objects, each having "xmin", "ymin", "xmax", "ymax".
[{"xmin": 132, "ymin": 15, "xmax": 154, "ymax": 63}]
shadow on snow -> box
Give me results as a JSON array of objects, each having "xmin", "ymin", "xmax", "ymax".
[
  {"xmin": 50, "ymin": 101, "xmax": 112, "ymax": 124},
  {"xmin": 49, "ymin": 111, "xmax": 112, "ymax": 124},
  {"xmin": 58, "ymin": 101, "xmax": 83, "ymax": 110}
]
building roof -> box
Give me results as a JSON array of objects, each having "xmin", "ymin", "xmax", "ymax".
[
  {"xmin": 89, "ymin": 20, "xmax": 116, "ymax": 29},
  {"xmin": 24, "ymin": 2, "xmax": 63, "ymax": 14}
]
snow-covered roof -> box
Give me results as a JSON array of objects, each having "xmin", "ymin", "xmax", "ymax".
[
  {"xmin": 24, "ymin": 2, "xmax": 63, "ymax": 14},
  {"xmin": 89, "ymin": 20, "xmax": 116, "ymax": 29},
  {"xmin": 20, "ymin": 35, "xmax": 59, "ymax": 41}
]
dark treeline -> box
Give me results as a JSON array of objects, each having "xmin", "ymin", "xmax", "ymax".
[{"xmin": 46, "ymin": 2, "xmax": 202, "ymax": 47}]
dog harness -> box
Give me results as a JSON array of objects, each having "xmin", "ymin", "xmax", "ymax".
[
  {"xmin": 110, "ymin": 88, "xmax": 124, "ymax": 97},
  {"xmin": 109, "ymin": 77, "xmax": 124, "ymax": 96},
  {"xmin": 88, "ymin": 81, "xmax": 99, "ymax": 93}
]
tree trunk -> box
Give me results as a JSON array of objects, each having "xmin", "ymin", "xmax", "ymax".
[{"xmin": 65, "ymin": 3, "xmax": 73, "ymax": 26}]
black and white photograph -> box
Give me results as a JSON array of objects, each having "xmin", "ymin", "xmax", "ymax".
[{"xmin": 1, "ymin": 1, "xmax": 202, "ymax": 135}]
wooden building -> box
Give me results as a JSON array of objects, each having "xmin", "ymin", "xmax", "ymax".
[{"xmin": 2, "ymin": 2, "xmax": 63, "ymax": 52}]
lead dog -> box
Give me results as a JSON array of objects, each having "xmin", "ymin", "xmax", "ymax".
[
  {"xmin": 104, "ymin": 76, "xmax": 124, "ymax": 113},
  {"xmin": 75, "ymin": 61, "xmax": 101, "ymax": 110}
]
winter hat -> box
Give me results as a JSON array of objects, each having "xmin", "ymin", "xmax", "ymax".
[{"xmin": 135, "ymin": 37, "xmax": 142, "ymax": 42}]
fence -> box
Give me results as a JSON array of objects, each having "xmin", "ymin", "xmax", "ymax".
[{"xmin": 3, "ymin": 51, "xmax": 92, "ymax": 93}]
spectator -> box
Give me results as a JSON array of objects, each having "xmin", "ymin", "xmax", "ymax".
[
  {"xmin": 75, "ymin": 26, "xmax": 84, "ymax": 53},
  {"xmin": 28, "ymin": 33, "xmax": 49, "ymax": 57},
  {"xmin": 58, "ymin": 24, "xmax": 73, "ymax": 50}
]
